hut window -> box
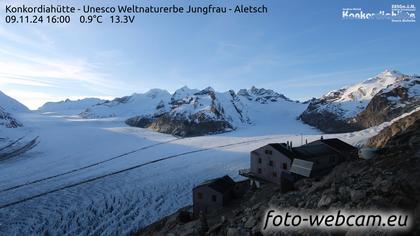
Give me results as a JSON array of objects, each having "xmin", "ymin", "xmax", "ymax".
[
  {"xmin": 197, "ymin": 192, "xmax": 203, "ymax": 199},
  {"xmin": 258, "ymin": 168, "xmax": 262, "ymax": 174},
  {"xmin": 212, "ymin": 195, "xmax": 217, "ymax": 202},
  {"xmin": 265, "ymin": 150, "xmax": 273, "ymax": 155},
  {"xmin": 283, "ymin": 163, "xmax": 287, "ymax": 170},
  {"xmin": 269, "ymin": 160, "xmax": 273, "ymax": 166},
  {"xmin": 273, "ymin": 172, "xmax": 277, "ymax": 177},
  {"xmin": 258, "ymin": 158, "xmax": 262, "ymax": 164}
]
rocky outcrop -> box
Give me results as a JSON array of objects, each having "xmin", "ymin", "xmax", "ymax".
[
  {"xmin": 125, "ymin": 87, "xmax": 249, "ymax": 137},
  {"xmin": 126, "ymin": 114, "xmax": 233, "ymax": 137},
  {"xmin": 299, "ymin": 102, "xmax": 362, "ymax": 133},
  {"xmin": 139, "ymin": 110, "xmax": 420, "ymax": 235},
  {"xmin": 0, "ymin": 108, "xmax": 22, "ymax": 128},
  {"xmin": 366, "ymin": 109, "xmax": 420, "ymax": 148},
  {"xmin": 355, "ymin": 78, "xmax": 420, "ymax": 128},
  {"xmin": 300, "ymin": 70, "xmax": 420, "ymax": 133},
  {"xmin": 125, "ymin": 115, "xmax": 155, "ymax": 128},
  {"xmin": 150, "ymin": 114, "xmax": 233, "ymax": 137}
]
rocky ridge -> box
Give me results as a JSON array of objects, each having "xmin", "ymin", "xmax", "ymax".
[
  {"xmin": 300, "ymin": 70, "xmax": 420, "ymax": 133},
  {"xmin": 39, "ymin": 98, "xmax": 106, "ymax": 114},
  {"xmin": 125, "ymin": 87, "xmax": 248, "ymax": 137},
  {"xmin": 125, "ymin": 86, "xmax": 294, "ymax": 137}
]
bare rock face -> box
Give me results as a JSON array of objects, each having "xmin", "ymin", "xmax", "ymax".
[
  {"xmin": 126, "ymin": 112, "xmax": 234, "ymax": 137},
  {"xmin": 367, "ymin": 110, "xmax": 420, "ymax": 148},
  {"xmin": 148, "ymin": 114, "xmax": 233, "ymax": 137},
  {"xmin": 125, "ymin": 115, "xmax": 154, "ymax": 128},
  {"xmin": 299, "ymin": 102, "xmax": 362, "ymax": 133},
  {"xmin": 355, "ymin": 79, "xmax": 420, "ymax": 128}
]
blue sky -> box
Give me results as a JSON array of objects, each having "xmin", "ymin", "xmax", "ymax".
[{"xmin": 1, "ymin": 0, "xmax": 419, "ymax": 109}]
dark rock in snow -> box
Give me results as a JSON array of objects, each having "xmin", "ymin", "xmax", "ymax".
[
  {"xmin": 125, "ymin": 115, "xmax": 155, "ymax": 128},
  {"xmin": 148, "ymin": 114, "xmax": 233, "ymax": 137},
  {"xmin": 0, "ymin": 108, "xmax": 23, "ymax": 128}
]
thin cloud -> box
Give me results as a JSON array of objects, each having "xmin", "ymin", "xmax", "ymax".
[
  {"xmin": 0, "ymin": 26, "xmax": 30, "ymax": 46},
  {"xmin": 0, "ymin": 46, "xmax": 125, "ymax": 95},
  {"xmin": 0, "ymin": 24, "xmax": 128, "ymax": 97},
  {"xmin": 0, "ymin": 75, "xmax": 56, "ymax": 87}
]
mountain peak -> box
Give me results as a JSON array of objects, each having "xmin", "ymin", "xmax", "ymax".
[
  {"xmin": 203, "ymin": 86, "xmax": 215, "ymax": 92},
  {"xmin": 144, "ymin": 89, "xmax": 170, "ymax": 97},
  {"xmin": 323, "ymin": 70, "xmax": 409, "ymax": 104},
  {"xmin": 378, "ymin": 69, "xmax": 403, "ymax": 78},
  {"xmin": 178, "ymin": 85, "xmax": 190, "ymax": 90},
  {"xmin": 172, "ymin": 86, "xmax": 200, "ymax": 102},
  {"xmin": 301, "ymin": 69, "xmax": 420, "ymax": 133},
  {"xmin": 237, "ymin": 87, "xmax": 291, "ymax": 103}
]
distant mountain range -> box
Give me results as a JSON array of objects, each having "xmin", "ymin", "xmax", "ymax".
[
  {"xmin": 39, "ymin": 98, "xmax": 105, "ymax": 115},
  {"xmin": 83, "ymin": 86, "xmax": 300, "ymax": 136},
  {"xmin": 2, "ymin": 69, "xmax": 419, "ymax": 136}
]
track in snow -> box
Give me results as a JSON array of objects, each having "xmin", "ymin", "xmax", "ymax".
[
  {"xmin": 0, "ymin": 136, "xmax": 276, "ymax": 209},
  {"xmin": 0, "ymin": 137, "xmax": 182, "ymax": 194}
]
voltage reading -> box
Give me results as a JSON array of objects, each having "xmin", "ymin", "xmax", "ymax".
[{"xmin": 110, "ymin": 15, "xmax": 135, "ymax": 23}]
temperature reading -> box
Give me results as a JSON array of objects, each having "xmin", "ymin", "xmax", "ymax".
[{"xmin": 80, "ymin": 15, "xmax": 103, "ymax": 24}]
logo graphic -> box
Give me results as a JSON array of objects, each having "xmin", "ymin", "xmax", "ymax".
[{"xmin": 342, "ymin": 4, "xmax": 416, "ymax": 23}]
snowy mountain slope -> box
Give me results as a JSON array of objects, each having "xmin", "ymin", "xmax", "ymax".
[
  {"xmin": 168, "ymin": 87, "xmax": 250, "ymax": 126},
  {"xmin": 38, "ymin": 98, "xmax": 106, "ymax": 115},
  {"xmin": 124, "ymin": 86, "xmax": 303, "ymax": 136},
  {"xmin": 170, "ymin": 86, "xmax": 200, "ymax": 103},
  {"xmin": 0, "ymin": 90, "xmax": 28, "ymax": 128},
  {"xmin": 355, "ymin": 74, "xmax": 420, "ymax": 128},
  {"xmin": 300, "ymin": 70, "xmax": 420, "ymax": 133},
  {"xmin": 0, "ymin": 91, "xmax": 38, "ymax": 160},
  {"xmin": 327, "ymin": 70, "xmax": 404, "ymax": 117},
  {"xmin": 126, "ymin": 87, "xmax": 250, "ymax": 136},
  {"xmin": 0, "ymin": 90, "xmax": 29, "ymax": 113},
  {"xmin": 81, "ymin": 89, "xmax": 171, "ymax": 119}
]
